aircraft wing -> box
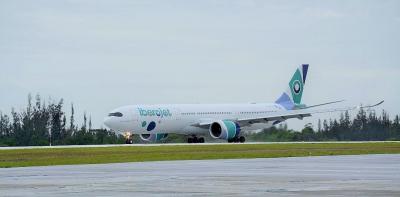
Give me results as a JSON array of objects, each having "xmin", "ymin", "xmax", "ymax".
[
  {"xmin": 195, "ymin": 100, "xmax": 384, "ymax": 127},
  {"xmin": 298, "ymin": 99, "xmax": 345, "ymax": 109}
]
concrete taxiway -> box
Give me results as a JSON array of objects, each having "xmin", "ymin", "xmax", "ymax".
[{"xmin": 1, "ymin": 154, "xmax": 399, "ymax": 196}]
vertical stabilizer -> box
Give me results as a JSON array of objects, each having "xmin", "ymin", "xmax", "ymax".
[{"xmin": 275, "ymin": 64, "xmax": 309, "ymax": 110}]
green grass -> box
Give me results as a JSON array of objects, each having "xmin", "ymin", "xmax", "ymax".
[{"xmin": 1, "ymin": 142, "xmax": 400, "ymax": 168}]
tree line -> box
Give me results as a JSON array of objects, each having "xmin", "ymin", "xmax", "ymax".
[
  {"xmin": 247, "ymin": 109, "xmax": 400, "ymax": 142},
  {"xmin": 1, "ymin": 94, "xmax": 399, "ymax": 146},
  {"xmin": 0, "ymin": 94, "xmax": 124, "ymax": 146}
]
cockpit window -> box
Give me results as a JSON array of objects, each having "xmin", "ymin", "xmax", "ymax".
[{"xmin": 108, "ymin": 112, "xmax": 123, "ymax": 117}]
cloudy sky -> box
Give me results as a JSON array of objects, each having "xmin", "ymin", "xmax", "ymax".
[{"xmin": 1, "ymin": 0, "xmax": 399, "ymax": 130}]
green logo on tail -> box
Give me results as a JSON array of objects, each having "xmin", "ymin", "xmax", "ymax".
[{"xmin": 289, "ymin": 69, "xmax": 304, "ymax": 104}]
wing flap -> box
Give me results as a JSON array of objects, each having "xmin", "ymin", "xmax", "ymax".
[{"xmin": 237, "ymin": 112, "xmax": 312, "ymax": 123}]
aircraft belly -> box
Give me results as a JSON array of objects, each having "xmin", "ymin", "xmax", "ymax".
[{"xmin": 180, "ymin": 125, "xmax": 208, "ymax": 135}]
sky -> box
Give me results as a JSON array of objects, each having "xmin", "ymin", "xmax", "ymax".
[{"xmin": 0, "ymin": 0, "xmax": 399, "ymax": 130}]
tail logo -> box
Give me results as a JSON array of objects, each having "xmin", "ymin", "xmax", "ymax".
[{"xmin": 293, "ymin": 80, "xmax": 302, "ymax": 94}]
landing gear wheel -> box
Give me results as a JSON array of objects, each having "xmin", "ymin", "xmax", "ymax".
[
  {"xmin": 228, "ymin": 137, "xmax": 245, "ymax": 143},
  {"xmin": 125, "ymin": 139, "xmax": 133, "ymax": 144},
  {"xmin": 239, "ymin": 136, "xmax": 246, "ymax": 143},
  {"xmin": 198, "ymin": 137, "xmax": 205, "ymax": 143},
  {"xmin": 187, "ymin": 136, "xmax": 205, "ymax": 143}
]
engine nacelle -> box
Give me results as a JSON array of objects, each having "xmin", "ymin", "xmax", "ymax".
[
  {"xmin": 140, "ymin": 133, "xmax": 168, "ymax": 142},
  {"xmin": 209, "ymin": 120, "xmax": 241, "ymax": 140}
]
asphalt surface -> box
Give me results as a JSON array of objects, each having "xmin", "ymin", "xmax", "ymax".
[{"xmin": 1, "ymin": 154, "xmax": 399, "ymax": 196}]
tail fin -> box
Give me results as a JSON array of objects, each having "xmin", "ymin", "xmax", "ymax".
[{"xmin": 275, "ymin": 64, "xmax": 309, "ymax": 110}]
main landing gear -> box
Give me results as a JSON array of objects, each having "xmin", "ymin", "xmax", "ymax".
[
  {"xmin": 228, "ymin": 136, "xmax": 246, "ymax": 143},
  {"xmin": 187, "ymin": 136, "xmax": 205, "ymax": 143}
]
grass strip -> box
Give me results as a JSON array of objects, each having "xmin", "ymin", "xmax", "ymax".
[{"xmin": 1, "ymin": 142, "xmax": 400, "ymax": 168}]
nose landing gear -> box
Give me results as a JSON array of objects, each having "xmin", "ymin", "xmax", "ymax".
[
  {"xmin": 125, "ymin": 138, "xmax": 133, "ymax": 144},
  {"xmin": 123, "ymin": 132, "xmax": 133, "ymax": 144}
]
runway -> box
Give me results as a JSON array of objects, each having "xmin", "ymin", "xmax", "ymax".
[{"xmin": 1, "ymin": 154, "xmax": 399, "ymax": 196}]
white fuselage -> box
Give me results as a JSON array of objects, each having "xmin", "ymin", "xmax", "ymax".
[{"xmin": 104, "ymin": 103, "xmax": 286, "ymax": 136}]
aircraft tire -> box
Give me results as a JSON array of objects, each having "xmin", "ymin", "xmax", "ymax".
[
  {"xmin": 125, "ymin": 139, "xmax": 133, "ymax": 144},
  {"xmin": 239, "ymin": 136, "xmax": 246, "ymax": 143},
  {"xmin": 198, "ymin": 137, "xmax": 205, "ymax": 143}
]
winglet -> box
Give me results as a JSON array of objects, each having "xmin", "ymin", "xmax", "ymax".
[{"xmin": 361, "ymin": 100, "xmax": 384, "ymax": 108}]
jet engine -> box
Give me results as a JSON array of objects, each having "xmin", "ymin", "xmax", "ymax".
[
  {"xmin": 209, "ymin": 120, "xmax": 241, "ymax": 140},
  {"xmin": 140, "ymin": 133, "xmax": 169, "ymax": 142}
]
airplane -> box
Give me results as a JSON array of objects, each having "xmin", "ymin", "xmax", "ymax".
[{"xmin": 103, "ymin": 64, "xmax": 384, "ymax": 144}]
